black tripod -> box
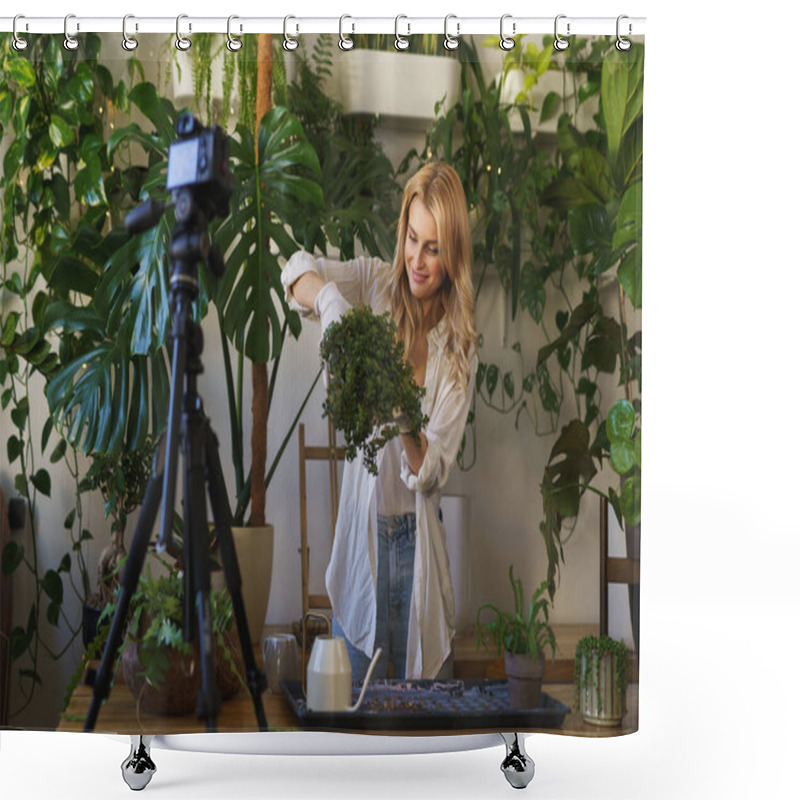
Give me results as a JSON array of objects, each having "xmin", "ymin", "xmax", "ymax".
[{"xmin": 84, "ymin": 123, "xmax": 267, "ymax": 732}]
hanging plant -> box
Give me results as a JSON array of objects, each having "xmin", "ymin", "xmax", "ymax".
[
  {"xmin": 573, "ymin": 634, "xmax": 630, "ymax": 713},
  {"xmin": 319, "ymin": 305, "xmax": 427, "ymax": 475}
]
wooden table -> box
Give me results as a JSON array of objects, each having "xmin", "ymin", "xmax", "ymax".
[{"xmin": 59, "ymin": 678, "xmax": 638, "ymax": 738}]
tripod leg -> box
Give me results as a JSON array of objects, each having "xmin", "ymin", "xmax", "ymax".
[
  {"xmin": 203, "ymin": 421, "xmax": 269, "ymax": 731},
  {"xmin": 84, "ymin": 443, "xmax": 165, "ymax": 732},
  {"xmin": 182, "ymin": 399, "xmax": 220, "ymax": 731}
]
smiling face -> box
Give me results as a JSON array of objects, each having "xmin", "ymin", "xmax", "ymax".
[{"xmin": 404, "ymin": 197, "xmax": 446, "ymax": 316}]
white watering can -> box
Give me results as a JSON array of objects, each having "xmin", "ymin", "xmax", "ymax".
[{"xmin": 302, "ymin": 612, "xmax": 382, "ymax": 713}]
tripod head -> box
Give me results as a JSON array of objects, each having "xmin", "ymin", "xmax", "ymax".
[{"xmin": 125, "ymin": 112, "xmax": 232, "ymax": 288}]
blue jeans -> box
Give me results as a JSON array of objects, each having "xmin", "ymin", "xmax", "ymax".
[{"xmin": 332, "ymin": 513, "xmax": 454, "ymax": 681}]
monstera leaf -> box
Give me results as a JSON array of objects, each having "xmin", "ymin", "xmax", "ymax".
[{"xmin": 212, "ymin": 107, "xmax": 323, "ymax": 364}]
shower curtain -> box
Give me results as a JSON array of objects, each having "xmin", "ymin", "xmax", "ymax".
[{"xmin": 0, "ymin": 23, "xmax": 643, "ymax": 740}]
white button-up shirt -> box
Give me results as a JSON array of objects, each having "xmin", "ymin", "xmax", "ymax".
[{"xmin": 282, "ymin": 250, "xmax": 477, "ymax": 678}]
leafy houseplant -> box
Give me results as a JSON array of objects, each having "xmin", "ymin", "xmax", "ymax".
[
  {"xmin": 476, "ymin": 565, "xmax": 556, "ymax": 708},
  {"xmin": 319, "ymin": 305, "xmax": 427, "ymax": 476},
  {"xmin": 79, "ymin": 558, "xmax": 244, "ymax": 716},
  {"xmin": 574, "ymin": 634, "xmax": 631, "ymax": 726}
]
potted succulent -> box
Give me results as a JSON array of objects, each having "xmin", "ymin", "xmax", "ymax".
[
  {"xmin": 574, "ymin": 634, "xmax": 631, "ymax": 726},
  {"xmin": 476, "ymin": 566, "xmax": 556, "ymax": 709}
]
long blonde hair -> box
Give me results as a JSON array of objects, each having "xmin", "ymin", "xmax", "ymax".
[{"xmin": 390, "ymin": 162, "xmax": 477, "ymax": 390}]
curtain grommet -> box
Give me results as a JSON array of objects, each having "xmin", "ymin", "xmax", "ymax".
[
  {"xmin": 122, "ymin": 14, "xmax": 139, "ymax": 51},
  {"xmin": 12, "ymin": 15, "xmax": 28, "ymax": 51},
  {"xmin": 499, "ymin": 14, "xmax": 515, "ymax": 51},
  {"xmin": 443, "ymin": 14, "xmax": 460, "ymax": 51},
  {"xmin": 554, "ymin": 14, "xmax": 570, "ymax": 51},
  {"xmin": 339, "ymin": 14, "xmax": 355, "ymax": 51},
  {"xmin": 227, "ymin": 15, "xmax": 243, "ymax": 52},
  {"xmin": 616, "ymin": 15, "xmax": 632, "ymax": 51},
  {"xmin": 283, "ymin": 15, "xmax": 299, "ymax": 51},
  {"xmin": 175, "ymin": 14, "xmax": 192, "ymax": 51},
  {"xmin": 394, "ymin": 14, "xmax": 410, "ymax": 51},
  {"xmin": 64, "ymin": 13, "xmax": 79, "ymax": 51}
]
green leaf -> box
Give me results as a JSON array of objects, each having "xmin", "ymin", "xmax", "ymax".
[
  {"xmin": 620, "ymin": 475, "xmax": 641, "ymax": 525},
  {"xmin": 569, "ymin": 204, "xmax": 612, "ymax": 255},
  {"xmin": 540, "ymin": 91, "xmax": 560, "ymax": 123},
  {"xmin": 0, "ymin": 90, "xmax": 13, "ymax": 127},
  {"xmin": 602, "ymin": 44, "xmax": 644, "ymax": 167},
  {"xmin": 2, "ymin": 541, "xmax": 24, "ymax": 575},
  {"xmin": 612, "ymin": 182, "xmax": 642, "ymax": 250},
  {"xmin": 1, "ymin": 312, "xmax": 21, "ymax": 346},
  {"xmin": 48, "ymin": 115, "xmax": 75, "ymax": 148},
  {"xmin": 486, "ymin": 364, "xmax": 499, "ymax": 398},
  {"xmin": 503, "ymin": 371, "xmax": 515, "ymax": 400},
  {"xmin": 617, "ymin": 244, "xmax": 642, "ymax": 308},
  {"xmin": 31, "ymin": 469, "xmax": 52, "ymax": 497},
  {"xmin": 74, "ymin": 154, "xmax": 108, "ymax": 207},
  {"xmin": 606, "ymin": 400, "xmax": 636, "ymax": 441},
  {"xmin": 50, "ymin": 439, "xmax": 68, "ymax": 463},
  {"xmin": 7, "ymin": 56, "xmax": 37, "ymax": 88},
  {"xmin": 43, "ymin": 569, "xmax": 64, "ymax": 604},
  {"xmin": 7, "ymin": 435, "xmax": 22, "ymax": 464},
  {"xmin": 610, "ymin": 440, "xmax": 636, "ymax": 475}
]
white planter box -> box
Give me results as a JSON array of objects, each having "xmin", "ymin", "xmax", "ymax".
[{"xmin": 336, "ymin": 51, "xmax": 461, "ymax": 120}]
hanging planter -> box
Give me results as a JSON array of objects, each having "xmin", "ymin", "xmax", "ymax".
[
  {"xmin": 574, "ymin": 635, "xmax": 631, "ymax": 727},
  {"xmin": 336, "ymin": 50, "xmax": 460, "ymax": 120}
]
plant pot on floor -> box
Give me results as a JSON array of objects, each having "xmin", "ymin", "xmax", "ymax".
[
  {"xmin": 212, "ymin": 524, "xmax": 274, "ymax": 645},
  {"xmin": 575, "ymin": 635, "xmax": 631, "ymax": 727},
  {"xmin": 505, "ymin": 651, "xmax": 546, "ymax": 709},
  {"xmin": 122, "ymin": 629, "xmax": 245, "ymax": 716}
]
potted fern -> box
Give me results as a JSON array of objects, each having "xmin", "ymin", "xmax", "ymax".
[{"xmin": 476, "ymin": 566, "xmax": 556, "ymax": 708}]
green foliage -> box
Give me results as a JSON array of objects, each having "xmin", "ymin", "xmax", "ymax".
[
  {"xmin": 476, "ymin": 565, "xmax": 557, "ymax": 660},
  {"xmin": 287, "ymin": 35, "xmax": 401, "ymax": 261},
  {"xmin": 574, "ymin": 634, "xmax": 631, "ymax": 711},
  {"xmin": 319, "ymin": 305, "xmax": 427, "ymax": 476},
  {"xmin": 91, "ymin": 559, "xmax": 238, "ymax": 693}
]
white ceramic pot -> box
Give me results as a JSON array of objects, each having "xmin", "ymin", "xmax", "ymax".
[
  {"xmin": 212, "ymin": 524, "xmax": 274, "ymax": 644},
  {"xmin": 336, "ymin": 51, "xmax": 460, "ymax": 119}
]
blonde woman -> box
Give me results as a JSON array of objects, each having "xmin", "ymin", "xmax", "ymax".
[{"xmin": 281, "ymin": 162, "xmax": 477, "ymax": 680}]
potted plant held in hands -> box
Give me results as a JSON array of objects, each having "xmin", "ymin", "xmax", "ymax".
[{"xmin": 476, "ymin": 566, "xmax": 557, "ymax": 709}]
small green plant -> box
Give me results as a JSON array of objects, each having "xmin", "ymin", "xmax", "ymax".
[
  {"xmin": 101, "ymin": 558, "xmax": 239, "ymax": 692},
  {"xmin": 319, "ymin": 305, "xmax": 427, "ymax": 476},
  {"xmin": 476, "ymin": 565, "xmax": 556, "ymax": 660},
  {"xmin": 574, "ymin": 634, "xmax": 631, "ymax": 711}
]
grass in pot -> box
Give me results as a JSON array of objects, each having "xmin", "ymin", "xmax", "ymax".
[{"xmin": 319, "ymin": 305, "xmax": 427, "ymax": 476}]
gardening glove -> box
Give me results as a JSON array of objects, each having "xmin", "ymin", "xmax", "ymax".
[
  {"xmin": 391, "ymin": 408, "xmax": 416, "ymax": 435},
  {"xmin": 315, "ymin": 282, "xmax": 350, "ymax": 389}
]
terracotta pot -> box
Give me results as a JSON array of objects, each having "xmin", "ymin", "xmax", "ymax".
[{"xmin": 504, "ymin": 651, "xmax": 545, "ymax": 709}]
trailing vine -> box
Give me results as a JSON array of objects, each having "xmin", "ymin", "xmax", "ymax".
[{"xmin": 574, "ymin": 634, "xmax": 630, "ymax": 712}]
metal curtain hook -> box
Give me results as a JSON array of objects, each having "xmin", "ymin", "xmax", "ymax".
[
  {"xmin": 395, "ymin": 14, "xmax": 410, "ymax": 51},
  {"xmin": 499, "ymin": 14, "xmax": 515, "ymax": 51},
  {"xmin": 554, "ymin": 14, "xmax": 570, "ymax": 51},
  {"xmin": 443, "ymin": 14, "xmax": 459, "ymax": 51},
  {"xmin": 339, "ymin": 14, "xmax": 354, "ymax": 51},
  {"xmin": 175, "ymin": 14, "xmax": 192, "ymax": 51},
  {"xmin": 227, "ymin": 15, "xmax": 242, "ymax": 52},
  {"xmin": 64, "ymin": 14, "xmax": 79, "ymax": 51},
  {"xmin": 283, "ymin": 16, "xmax": 299, "ymax": 51},
  {"xmin": 616, "ymin": 15, "xmax": 632, "ymax": 51},
  {"xmin": 12, "ymin": 14, "xmax": 28, "ymax": 51},
  {"xmin": 122, "ymin": 14, "xmax": 138, "ymax": 51}
]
